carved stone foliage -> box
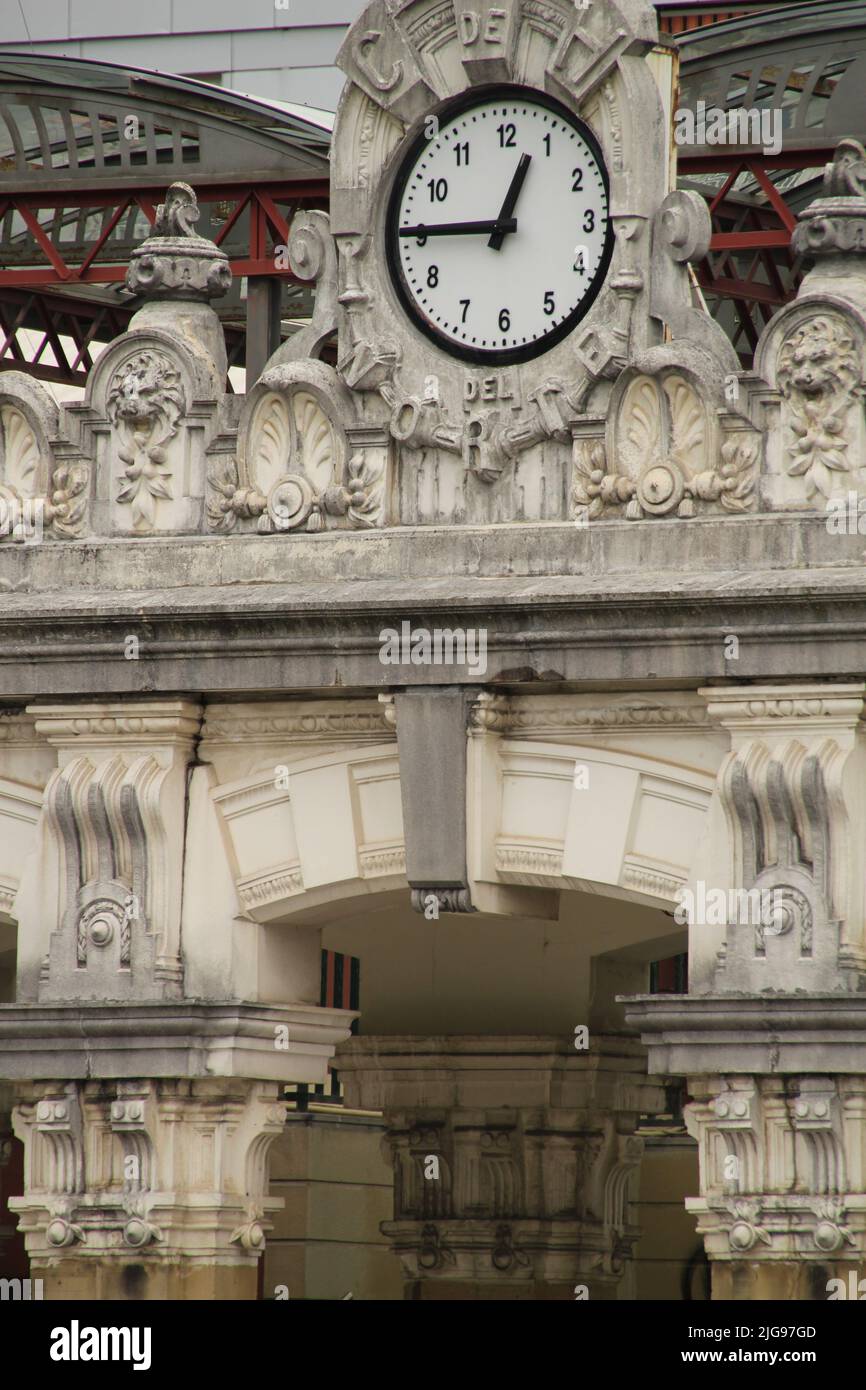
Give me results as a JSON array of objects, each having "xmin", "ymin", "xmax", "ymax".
[
  {"xmin": 685, "ymin": 1075, "xmax": 866, "ymax": 1266},
  {"xmin": 211, "ymin": 361, "xmax": 388, "ymax": 533},
  {"xmin": 573, "ymin": 367, "xmax": 759, "ymax": 520},
  {"xmin": 10, "ymin": 1078, "xmax": 285, "ymax": 1271},
  {"xmin": 702, "ymin": 685, "xmax": 866, "ymax": 994},
  {"xmin": 777, "ymin": 316, "xmax": 861, "ymax": 500},
  {"xmin": 0, "ymin": 373, "xmax": 88, "ymax": 541},
  {"xmin": 107, "ymin": 351, "xmax": 186, "ymax": 533}
]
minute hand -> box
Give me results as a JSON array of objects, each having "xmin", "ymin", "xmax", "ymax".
[
  {"xmin": 488, "ymin": 152, "xmax": 532, "ymax": 250},
  {"xmin": 398, "ymin": 218, "xmax": 517, "ymax": 237}
]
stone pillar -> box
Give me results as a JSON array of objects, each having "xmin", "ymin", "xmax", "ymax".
[
  {"xmin": 337, "ymin": 1035, "xmax": 664, "ymax": 1300},
  {"xmin": 625, "ymin": 684, "xmax": 866, "ymax": 1300},
  {"xmin": 10, "ymin": 1075, "xmax": 286, "ymax": 1300},
  {"xmin": 0, "ymin": 698, "xmax": 356, "ymax": 1298}
]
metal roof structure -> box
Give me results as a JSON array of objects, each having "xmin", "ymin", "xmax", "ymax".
[
  {"xmin": 3, "ymin": 5, "xmax": 866, "ymax": 382},
  {"xmin": 673, "ymin": 1, "xmax": 866, "ymax": 361},
  {"xmin": 0, "ymin": 53, "xmax": 331, "ymax": 387}
]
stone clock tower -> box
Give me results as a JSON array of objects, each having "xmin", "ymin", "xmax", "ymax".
[{"xmin": 252, "ymin": 0, "xmax": 743, "ymax": 530}]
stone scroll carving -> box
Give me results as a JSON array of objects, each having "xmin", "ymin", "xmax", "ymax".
[
  {"xmin": 701, "ymin": 687, "xmax": 866, "ymax": 994},
  {"xmin": 0, "ymin": 374, "xmax": 87, "ymax": 542},
  {"xmin": 685, "ymin": 1075, "xmax": 866, "ymax": 1267},
  {"xmin": 29, "ymin": 702, "xmax": 201, "ymax": 1005}
]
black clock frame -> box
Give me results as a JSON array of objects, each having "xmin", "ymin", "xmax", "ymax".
[{"xmin": 384, "ymin": 83, "xmax": 615, "ymax": 368}]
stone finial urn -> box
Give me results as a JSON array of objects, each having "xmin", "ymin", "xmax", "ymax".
[
  {"xmin": 793, "ymin": 139, "xmax": 866, "ymax": 266},
  {"xmin": 126, "ymin": 181, "xmax": 231, "ymax": 303}
]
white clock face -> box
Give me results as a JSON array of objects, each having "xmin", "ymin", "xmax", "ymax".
[{"xmin": 386, "ymin": 88, "xmax": 612, "ymax": 365}]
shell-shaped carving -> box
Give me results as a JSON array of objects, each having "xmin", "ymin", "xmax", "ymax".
[
  {"xmin": 664, "ymin": 376, "xmax": 706, "ymax": 469},
  {"xmin": 250, "ymin": 393, "xmax": 293, "ymax": 496},
  {"xmin": 293, "ymin": 390, "xmax": 339, "ymax": 493},
  {"xmin": 1, "ymin": 405, "xmax": 40, "ymax": 496},
  {"xmin": 621, "ymin": 378, "xmax": 663, "ymax": 478},
  {"xmin": 247, "ymin": 386, "xmax": 345, "ymax": 500}
]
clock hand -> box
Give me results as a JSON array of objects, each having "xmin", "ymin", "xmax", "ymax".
[
  {"xmin": 488, "ymin": 152, "xmax": 532, "ymax": 250},
  {"xmin": 398, "ymin": 217, "xmax": 518, "ymax": 237}
]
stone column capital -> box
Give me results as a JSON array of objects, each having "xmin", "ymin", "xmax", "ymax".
[{"xmin": 336, "ymin": 1034, "xmax": 664, "ymax": 1298}]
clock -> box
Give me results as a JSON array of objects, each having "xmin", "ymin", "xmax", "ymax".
[{"xmin": 385, "ymin": 85, "xmax": 613, "ymax": 367}]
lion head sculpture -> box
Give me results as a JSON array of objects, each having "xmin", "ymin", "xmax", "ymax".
[
  {"xmin": 107, "ymin": 352, "xmax": 185, "ymax": 441},
  {"xmin": 778, "ymin": 317, "xmax": 859, "ymax": 402}
]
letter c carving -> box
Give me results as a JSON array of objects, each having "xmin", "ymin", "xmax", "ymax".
[{"xmin": 355, "ymin": 30, "xmax": 403, "ymax": 92}]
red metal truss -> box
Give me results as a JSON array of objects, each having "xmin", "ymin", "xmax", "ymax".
[
  {"xmin": 0, "ymin": 287, "xmax": 245, "ymax": 387},
  {"xmin": 677, "ymin": 150, "xmax": 831, "ymax": 365},
  {"xmin": 0, "ymin": 181, "xmax": 328, "ymax": 288}
]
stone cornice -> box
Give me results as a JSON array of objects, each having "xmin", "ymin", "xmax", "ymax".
[
  {"xmin": 700, "ymin": 683, "xmax": 866, "ymax": 736},
  {"xmin": 202, "ymin": 700, "xmax": 391, "ymax": 744},
  {"xmin": 473, "ymin": 692, "xmax": 712, "ymax": 734},
  {"xmin": 336, "ymin": 1034, "xmax": 662, "ymax": 1112},
  {"xmin": 623, "ymin": 993, "xmax": 866, "ymax": 1075},
  {"xmin": 0, "ymin": 711, "xmax": 39, "ymax": 745},
  {"xmin": 27, "ymin": 701, "xmax": 203, "ymax": 747},
  {"xmin": 0, "ymin": 1001, "xmax": 357, "ymax": 1083}
]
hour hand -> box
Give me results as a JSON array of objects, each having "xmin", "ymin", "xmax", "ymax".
[
  {"xmin": 398, "ymin": 217, "xmax": 518, "ymax": 238},
  {"xmin": 488, "ymin": 152, "xmax": 532, "ymax": 250}
]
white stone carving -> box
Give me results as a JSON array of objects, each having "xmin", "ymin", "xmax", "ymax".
[
  {"xmin": 11, "ymin": 1078, "xmax": 286, "ymax": 1274},
  {"xmin": 24, "ymin": 701, "xmax": 201, "ymax": 1003},
  {"xmin": 777, "ymin": 316, "xmax": 860, "ymax": 500},
  {"xmin": 701, "ymin": 684, "xmax": 866, "ymax": 993},
  {"xmin": 685, "ymin": 1075, "xmax": 866, "ymax": 1265},
  {"xmin": 573, "ymin": 368, "xmax": 759, "ymax": 520},
  {"xmin": 108, "ymin": 351, "xmax": 185, "ymax": 533}
]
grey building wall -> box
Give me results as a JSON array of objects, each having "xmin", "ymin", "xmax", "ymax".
[{"xmin": 0, "ymin": 0, "xmax": 362, "ymax": 110}]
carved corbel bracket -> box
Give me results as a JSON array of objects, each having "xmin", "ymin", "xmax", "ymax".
[{"xmin": 700, "ymin": 685, "xmax": 866, "ymax": 992}]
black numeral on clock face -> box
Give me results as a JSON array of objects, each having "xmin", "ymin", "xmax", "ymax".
[{"xmin": 390, "ymin": 90, "xmax": 612, "ymax": 366}]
